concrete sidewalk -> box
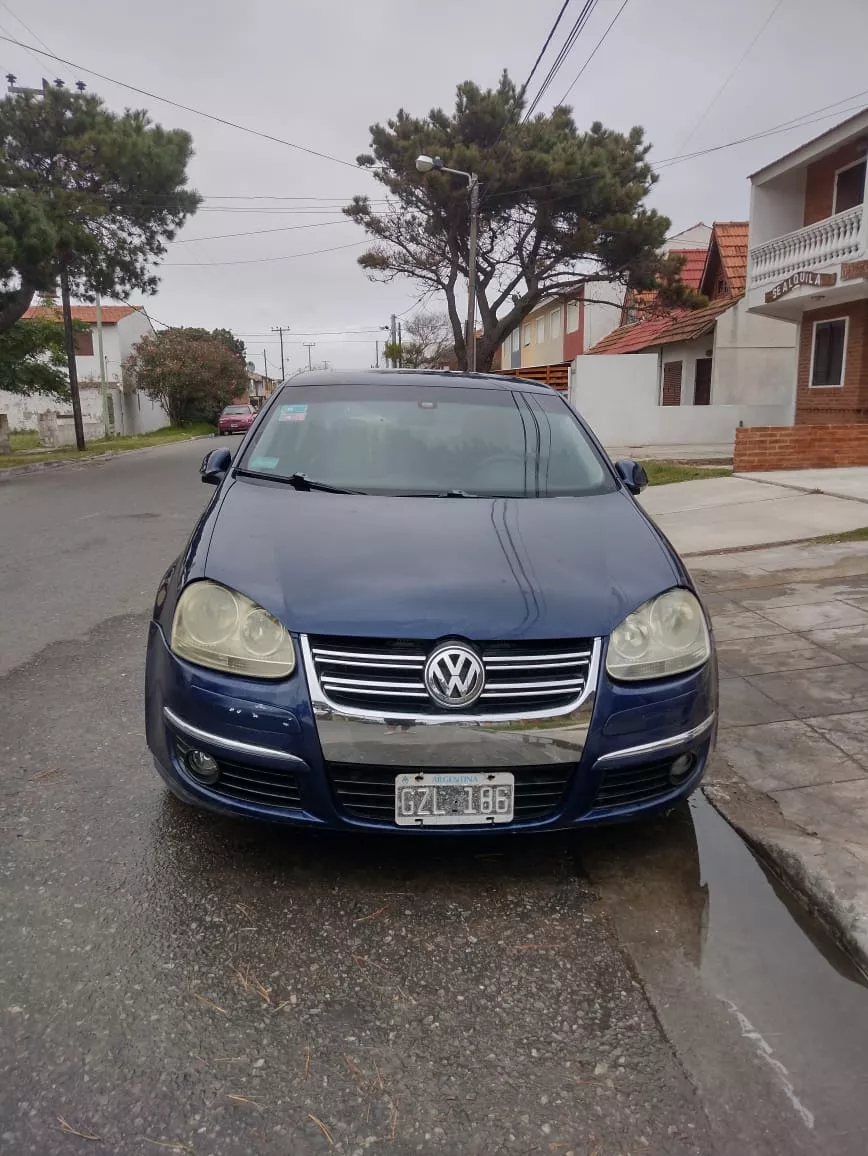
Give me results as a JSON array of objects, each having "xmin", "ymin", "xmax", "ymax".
[
  {"xmin": 690, "ymin": 540, "xmax": 868, "ymax": 972},
  {"xmin": 738, "ymin": 466, "xmax": 868, "ymax": 503},
  {"xmin": 641, "ymin": 475, "xmax": 868, "ymax": 553},
  {"xmin": 606, "ymin": 441, "xmax": 732, "ymax": 462}
]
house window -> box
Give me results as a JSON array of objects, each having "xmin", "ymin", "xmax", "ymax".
[
  {"xmin": 549, "ymin": 309, "xmax": 561, "ymax": 340},
  {"xmin": 810, "ymin": 318, "xmax": 847, "ymax": 387},
  {"xmin": 566, "ymin": 301, "xmax": 579, "ymax": 333},
  {"xmin": 74, "ymin": 329, "xmax": 94, "ymax": 356},
  {"xmin": 502, "ymin": 340, "xmax": 510, "ymax": 363},
  {"xmin": 834, "ymin": 159, "xmax": 867, "ymax": 214},
  {"xmin": 511, "ymin": 328, "xmax": 520, "ymax": 353},
  {"xmin": 661, "ymin": 361, "xmax": 683, "ymax": 406},
  {"xmin": 523, "ymin": 324, "xmax": 531, "ymax": 347},
  {"xmin": 536, "ymin": 316, "xmax": 546, "ymax": 344}
]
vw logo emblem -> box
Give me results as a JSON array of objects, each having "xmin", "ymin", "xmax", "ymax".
[{"xmin": 424, "ymin": 642, "xmax": 485, "ymax": 709}]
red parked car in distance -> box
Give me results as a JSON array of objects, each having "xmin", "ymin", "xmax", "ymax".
[{"xmin": 218, "ymin": 404, "xmax": 256, "ymax": 435}]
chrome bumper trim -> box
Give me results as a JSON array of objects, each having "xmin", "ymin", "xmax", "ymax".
[
  {"xmin": 302, "ymin": 635, "xmax": 601, "ymax": 768},
  {"xmin": 163, "ymin": 706, "xmax": 306, "ymax": 767},
  {"xmin": 595, "ymin": 713, "xmax": 716, "ymax": 765}
]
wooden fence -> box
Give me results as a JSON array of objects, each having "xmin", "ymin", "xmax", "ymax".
[{"xmin": 496, "ymin": 363, "xmax": 570, "ymax": 391}]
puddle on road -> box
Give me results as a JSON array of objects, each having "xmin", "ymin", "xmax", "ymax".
[
  {"xmin": 582, "ymin": 793, "xmax": 868, "ymax": 1152},
  {"xmin": 692, "ymin": 795, "xmax": 868, "ymax": 1140}
]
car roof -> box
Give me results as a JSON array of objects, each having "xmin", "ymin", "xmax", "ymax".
[{"xmin": 278, "ymin": 369, "xmax": 556, "ymax": 395}]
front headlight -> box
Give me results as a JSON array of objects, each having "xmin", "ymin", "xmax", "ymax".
[
  {"xmin": 171, "ymin": 580, "xmax": 296, "ymax": 679},
  {"xmin": 606, "ymin": 589, "xmax": 710, "ymax": 681}
]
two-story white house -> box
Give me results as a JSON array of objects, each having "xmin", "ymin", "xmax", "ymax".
[
  {"xmin": 746, "ymin": 108, "xmax": 868, "ymax": 428},
  {"xmin": 2, "ymin": 302, "xmax": 169, "ymax": 435}
]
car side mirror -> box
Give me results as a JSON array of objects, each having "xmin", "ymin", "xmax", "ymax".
[
  {"xmin": 200, "ymin": 446, "xmax": 232, "ymax": 485},
  {"xmin": 614, "ymin": 458, "xmax": 648, "ymax": 495}
]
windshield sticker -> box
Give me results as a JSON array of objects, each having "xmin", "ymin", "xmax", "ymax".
[
  {"xmin": 278, "ymin": 404, "xmax": 308, "ymax": 422},
  {"xmin": 249, "ymin": 455, "xmax": 279, "ymax": 470}
]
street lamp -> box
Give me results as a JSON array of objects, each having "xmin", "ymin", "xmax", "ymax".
[{"xmin": 416, "ymin": 154, "xmax": 480, "ymax": 372}]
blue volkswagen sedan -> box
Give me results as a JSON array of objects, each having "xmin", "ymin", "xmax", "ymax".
[{"xmin": 145, "ymin": 370, "xmax": 716, "ymax": 832}]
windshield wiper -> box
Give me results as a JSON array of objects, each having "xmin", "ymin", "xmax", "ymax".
[{"xmin": 234, "ymin": 468, "xmax": 362, "ymax": 494}]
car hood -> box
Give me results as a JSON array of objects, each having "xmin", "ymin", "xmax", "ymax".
[{"xmin": 202, "ymin": 477, "xmax": 681, "ymax": 640}]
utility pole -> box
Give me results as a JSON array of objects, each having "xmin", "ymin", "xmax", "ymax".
[
  {"xmin": 389, "ymin": 314, "xmax": 397, "ymax": 368},
  {"xmin": 95, "ymin": 292, "xmax": 110, "ymax": 437},
  {"xmin": 59, "ymin": 263, "xmax": 86, "ymax": 451},
  {"xmin": 271, "ymin": 325, "xmax": 288, "ymax": 380},
  {"xmin": 374, "ymin": 341, "xmax": 379, "ymax": 368},
  {"xmin": 303, "ymin": 342, "xmax": 316, "ymax": 371},
  {"xmin": 262, "ymin": 348, "xmax": 269, "ymax": 389},
  {"xmin": 397, "ymin": 320, "xmax": 403, "ymax": 369},
  {"xmin": 415, "ymin": 156, "xmax": 479, "ymax": 371},
  {"xmin": 6, "ymin": 75, "xmax": 51, "ymax": 97},
  {"xmin": 466, "ymin": 175, "xmax": 480, "ymax": 372}
]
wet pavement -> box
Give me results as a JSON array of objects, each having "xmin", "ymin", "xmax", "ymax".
[
  {"xmin": 3, "ymin": 441, "xmax": 868, "ymax": 1154},
  {"xmin": 693, "ymin": 547, "xmax": 868, "ymax": 967}
]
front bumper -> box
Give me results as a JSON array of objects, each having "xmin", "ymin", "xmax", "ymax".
[{"xmin": 145, "ymin": 622, "xmax": 717, "ymax": 832}]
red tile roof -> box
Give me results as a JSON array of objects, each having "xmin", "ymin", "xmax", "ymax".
[
  {"xmin": 593, "ymin": 222, "xmax": 748, "ymax": 355},
  {"xmin": 588, "ymin": 297, "xmax": 734, "ymax": 355},
  {"xmin": 630, "ymin": 248, "xmax": 709, "ymax": 315},
  {"xmin": 710, "ymin": 222, "xmax": 748, "ymax": 296},
  {"xmin": 653, "ymin": 297, "xmax": 734, "ymax": 345},
  {"xmin": 23, "ymin": 304, "xmax": 142, "ymax": 324},
  {"xmin": 674, "ymin": 248, "xmax": 708, "ymax": 290},
  {"xmin": 588, "ymin": 315, "xmax": 678, "ymax": 355}
]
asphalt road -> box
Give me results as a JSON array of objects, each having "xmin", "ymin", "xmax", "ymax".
[{"xmin": 2, "ymin": 440, "xmax": 868, "ymax": 1155}]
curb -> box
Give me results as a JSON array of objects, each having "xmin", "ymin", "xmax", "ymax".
[
  {"xmin": 703, "ymin": 781, "xmax": 868, "ymax": 981},
  {"xmin": 0, "ymin": 434, "xmax": 216, "ymax": 481}
]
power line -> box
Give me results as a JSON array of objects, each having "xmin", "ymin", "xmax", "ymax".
[
  {"xmin": 139, "ymin": 313, "xmax": 387, "ymax": 341},
  {"xmin": 0, "ymin": 20, "xmax": 42, "ymax": 73},
  {"xmin": 236, "ymin": 327, "xmax": 385, "ymax": 336},
  {"xmin": 518, "ymin": 0, "xmax": 574, "ymax": 102},
  {"xmin": 481, "ymin": 1, "xmax": 580, "ymax": 202},
  {"xmin": 194, "ymin": 207, "xmax": 356, "ymax": 215},
  {"xmin": 679, "ymin": 0, "xmax": 785, "ymax": 151},
  {"xmin": 75, "ymin": 199, "xmax": 385, "ymax": 216},
  {"xmin": 524, "ymin": 0, "xmax": 600, "ymax": 120},
  {"xmin": 245, "ymin": 337, "xmax": 381, "ymax": 345},
  {"xmin": 198, "ymin": 194, "xmax": 389, "ymax": 202},
  {"xmin": 656, "ymin": 99, "xmax": 868, "ymax": 169},
  {"xmin": 172, "ymin": 220, "xmax": 355, "ymax": 243},
  {"xmin": 0, "ymin": 33, "xmax": 364, "ymax": 171},
  {"xmin": 163, "ymin": 239, "xmax": 367, "ymax": 267},
  {"xmin": 559, "ymin": 0, "xmax": 632, "ymax": 104},
  {"xmin": 481, "ymin": 91, "xmax": 868, "ymax": 203},
  {"xmin": 0, "ymin": 2, "xmax": 73, "ymax": 81}
]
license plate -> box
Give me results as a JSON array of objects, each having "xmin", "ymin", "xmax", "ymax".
[{"xmin": 394, "ymin": 771, "xmax": 515, "ymax": 826}]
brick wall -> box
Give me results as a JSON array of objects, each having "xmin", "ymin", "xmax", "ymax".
[
  {"xmin": 795, "ymin": 301, "xmax": 868, "ymax": 424},
  {"xmin": 661, "ymin": 361, "xmax": 682, "ymax": 406},
  {"xmin": 803, "ymin": 143, "xmax": 867, "ymax": 225},
  {"xmin": 734, "ymin": 425, "xmax": 868, "ymax": 471}
]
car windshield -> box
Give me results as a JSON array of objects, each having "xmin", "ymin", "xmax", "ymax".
[
  {"xmin": 223, "ymin": 406, "xmax": 251, "ymax": 415},
  {"xmin": 239, "ymin": 383, "xmax": 615, "ymax": 497}
]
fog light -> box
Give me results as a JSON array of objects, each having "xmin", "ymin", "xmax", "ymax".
[
  {"xmin": 186, "ymin": 749, "xmax": 220, "ymax": 784},
  {"xmin": 669, "ymin": 753, "xmax": 695, "ymax": 785}
]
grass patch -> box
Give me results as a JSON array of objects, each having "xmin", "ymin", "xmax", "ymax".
[
  {"xmin": 0, "ymin": 423, "xmax": 214, "ymax": 470},
  {"xmin": 641, "ymin": 460, "xmax": 732, "ymax": 486},
  {"xmin": 809, "ymin": 526, "xmax": 868, "ymax": 545},
  {"xmin": 10, "ymin": 429, "xmax": 40, "ymax": 452}
]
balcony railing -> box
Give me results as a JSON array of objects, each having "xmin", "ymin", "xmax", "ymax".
[{"xmin": 749, "ymin": 205, "xmax": 864, "ymax": 288}]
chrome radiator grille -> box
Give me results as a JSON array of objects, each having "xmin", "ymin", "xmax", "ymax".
[{"xmin": 306, "ymin": 635, "xmax": 595, "ymax": 715}]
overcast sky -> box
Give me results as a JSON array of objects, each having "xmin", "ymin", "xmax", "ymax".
[{"xmin": 5, "ymin": 0, "xmax": 868, "ymax": 376}]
